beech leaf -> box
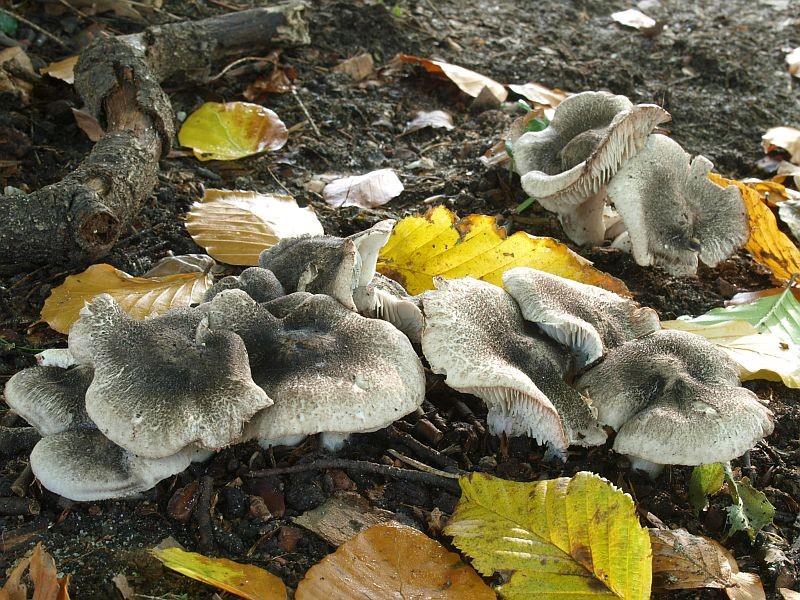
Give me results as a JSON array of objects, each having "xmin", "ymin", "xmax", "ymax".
[
  {"xmin": 402, "ymin": 110, "xmax": 455, "ymax": 135},
  {"xmin": 688, "ymin": 463, "xmax": 726, "ymax": 516},
  {"xmin": 292, "ymin": 492, "xmax": 399, "ymax": 547},
  {"xmin": 0, "ymin": 543, "xmax": 71, "ymax": 600},
  {"xmin": 178, "ymin": 101, "xmax": 288, "ymax": 161},
  {"xmin": 507, "ymin": 82, "xmax": 568, "ymax": 108},
  {"xmin": 152, "ymin": 547, "xmax": 286, "ymax": 600},
  {"xmin": 709, "ymin": 173, "xmax": 800, "ymax": 283},
  {"xmin": 445, "ymin": 472, "xmax": 651, "ymax": 599},
  {"xmin": 41, "ymin": 263, "xmax": 213, "ymax": 334},
  {"xmin": 40, "ymin": 55, "xmax": 78, "ymax": 84},
  {"xmin": 322, "ymin": 169, "xmax": 404, "ymax": 208},
  {"xmin": 650, "ymin": 528, "xmax": 765, "ymax": 599},
  {"xmin": 377, "ymin": 205, "xmax": 628, "ymax": 295},
  {"xmin": 398, "ymin": 54, "xmax": 508, "ymax": 102},
  {"xmin": 186, "ymin": 189, "xmax": 324, "ymax": 265},
  {"xmin": 762, "ymin": 126, "xmax": 800, "ymax": 163},
  {"xmin": 295, "ymin": 522, "xmax": 494, "ymax": 600},
  {"xmin": 331, "ymin": 52, "xmax": 374, "ymax": 81},
  {"xmin": 662, "ymin": 320, "xmax": 800, "ymax": 388}
]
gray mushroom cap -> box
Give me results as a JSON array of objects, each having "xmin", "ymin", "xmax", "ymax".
[
  {"xmin": 30, "ymin": 429, "xmax": 193, "ymax": 501},
  {"xmin": 576, "ymin": 330, "xmax": 773, "ymax": 467},
  {"xmin": 203, "ymin": 267, "xmax": 285, "ymax": 303},
  {"xmin": 513, "ymin": 91, "xmax": 671, "ymax": 211},
  {"xmin": 502, "ymin": 267, "xmax": 659, "ymax": 368},
  {"xmin": 258, "ymin": 220, "xmax": 395, "ymax": 311},
  {"xmin": 420, "ymin": 277, "xmax": 606, "ymax": 456},
  {"xmin": 606, "ymin": 134, "xmax": 749, "ymax": 276},
  {"xmin": 4, "ymin": 364, "xmax": 94, "ymax": 436},
  {"xmin": 78, "ymin": 294, "xmax": 272, "ymax": 458},
  {"xmin": 353, "ymin": 273, "xmax": 424, "ymax": 343},
  {"xmin": 206, "ymin": 290, "xmax": 426, "ymax": 451}
]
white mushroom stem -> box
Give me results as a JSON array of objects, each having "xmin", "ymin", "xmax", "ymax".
[{"xmin": 627, "ymin": 456, "xmax": 665, "ymax": 479}]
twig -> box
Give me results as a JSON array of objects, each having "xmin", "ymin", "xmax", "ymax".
[
  {"xmin": 385, "ymin": 449, "xmax": 461, "ymax": 479},
  {"xmin": 247, "ymin": 458, "xmax": 462, "ymax": 493},
  {"xmin": 0, "ymin": 7, "xmax": 69, "ymax": 49},
  {"xmin": 452, "ymin": 399, "xmax": 486, "ymax": 435},
  {"xmin": 386, "ymin": 425, "xmax": 457, "ymax": 470},
  {"xmin": 11, "ymin": 464, "xmax": 34, "ymax": 497},
  {"xmin": 266, "ymin": 166, "xmax": 293, "ymax": 196},
  {"xmin": 194, "ymin": 475, "xmax": 215, "ymax": 554},
  {"xmin": 0, "ymin": 496, "xmax": 40, "ymax": 516},
  {"xmin": 291, "ymin": 87, "xmax": 321, "ymax": 137}
]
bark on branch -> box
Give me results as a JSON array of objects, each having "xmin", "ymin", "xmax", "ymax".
[{"xmin": 0, "ymin": 2, "xmax": 309, "ymax": 274}]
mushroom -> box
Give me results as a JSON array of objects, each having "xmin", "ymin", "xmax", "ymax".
[
  {"xmin": 420, "ymin": 277, "xmax": 606, "ymax": 457},
  {"xmin": 512, "ymin": 91, "xmax": 670, "ymax": 244},
  {"xmin": 4, "ymin": 364, "xmax": 94, "ymax": 435},
  {"xmin": 353, "ymin": 273, "xmax": 424, "ymax": 343},
  {"xmin": 75, "ymin": 294, "xmax": 272, "ymax": 458},
  {"xmin": 30, "ymin": 429, "xmax": 194, "ymax": 501},
  {"xmin": 605, "ymin": 134, "xmax": 749, "ymax": 275},
  {"xmin": 502, "ymin": 267, "xmax": 659, "ymax": 368},
  {"xmin": 203, "ymin": 266, "xmax": 285, "ymax": 303},
  {"xmin": 206, "ymin": 289, "xmax": 426, "ymax": 451},
  {"xmin": 576, "ymin": 330, "xmax": 774, "ymax": 476},
  {"xmin": 258, "ymin": 220, "xmax": 395, "ymax": 311}
]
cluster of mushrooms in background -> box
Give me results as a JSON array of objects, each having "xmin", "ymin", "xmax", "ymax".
[{"xmin": 3, "ymin": 91, "xmax": 774, "ymax": 501}]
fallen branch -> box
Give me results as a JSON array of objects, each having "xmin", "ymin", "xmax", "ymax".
[{"xmin": 0, "ymin": 3, "xmax": 309, "ymax": 274}]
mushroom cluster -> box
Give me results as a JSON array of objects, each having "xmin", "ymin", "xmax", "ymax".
[
  {"xmin": 512, "ymin": 91, "xmax": 750, "ymax": 275},
  {"xmin": 3, "ymin": 221, "xmax": 772, "ymax": 501}
]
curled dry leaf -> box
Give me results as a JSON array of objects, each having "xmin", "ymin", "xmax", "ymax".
[
  {"xmin": 331, "ymin": 52, "xmax": 374, "ymax": 81},
  {"xmin": 402, "ymin": 110, "xmax": 455, "ymax": 135},
  {"xmin": 186, "ymin": 189, "xmax": 324, "ymax": 265},
  {"xmin": 323, "ymin": 168, "xmax": 404, "ymax": 208},
  {"xmin": 777, "ymin": 161, "xmax": 800, "ymax": 189},
  {"xmin": 398, "ymin": 54, "xmax": 508, "ymax": 103},
  {"xmin": 152, "ymin": 547, "xmax": 286, "ymax": 600},
  {"xmin": 508, "ymin": 82, "xmax": 569, "ymax": 108},
  {"xmin": 178, "ymin": 101, "xmax": 288, "ymax": 161},
  {"xmin": 788, "ymin": 47, "xmax": 800, "ymax": 79},
  {"xmin": 0, "ymin": 542, "xmax": 71, "ymax": 600},
  {"xmin": 611, "ymin": 8, "xmax": 656, "ymax": 29},
  {"xmin": 40, "ymin": 55, "xmax": 79, "ymax": 85},
  {"xmin": 377, "ymin": 205, "xmax": 628, "ymax": 295},
  {"xmin": 446, "ymin": 472, "xmax": 651, "ymax": 599},
  {"xmin": 292, "ymin": 492, "xmax": 399, "ymax": 547},
  {"xmin": 650, "ymin": 528, "xmax": 765, "ymax": 600},
  {"xmin": 762, "ymin": 126, "xmax": 800, "ymax": 164},
  {"xmin": 709, "ymin": 173, "xmax": 800, "ymax": 283},
  {"xmin": 143, "ymin": 253, "xmax": 217, "ymax": 277},
  {"xmin": 41, "ymin": 263, "xmax": 213, "ymax": 334},
  {"xmin": 295, "ymin": 522, "xmax": 494, "ymax": 600},
  {"xmin": 71, "ymin": 108, "xmax": 105, "ymax": 142},
  {"xmin": 780, "ymin": 589, "xmax": 800, "ymax": 600}
]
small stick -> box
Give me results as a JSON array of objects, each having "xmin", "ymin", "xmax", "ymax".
[
  {"xmin": 385, "ymin": 449, "xmax": 461, "ymax": 480},
  {"xmin": 291, "ymin": 87, "xmax": 321, "ymax": 137},
  {"xmin": 11, "ymin": 464, "xmax": 34, "ymax": 497},
  {"xmin": 247, "ymin": 458, "xmax": 462, "ymax": 493},
  {"xmin": 0, "ymin": 7, "xmax": 70, "ymax": 49},
  {"xmin": 194, "ymin": 475, "xmax": 215, "ymax": 553},
  {"xmin": 452, "ymin": 399, "xmax": 486, "ymax": 435},
  {"xmin": 0, "ymin": 496, "xmax": 40, "ymax": 516},
  {"xmin": 421, "ymin": 400, "xmax": 448, "ymax": 432},
  {"xmin": 387, "ymin": 425, "xmax": 457, "ymax": 471}
]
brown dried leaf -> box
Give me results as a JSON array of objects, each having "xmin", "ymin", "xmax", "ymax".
[
  {"xmin": 0, "ymin": 543, "xmax": 70, "ymax": 600},
  {"xmin": 709, "ymin": 173, "xmax": 800, "ymax": 283},
  {"xmin": 243, "ymin": 66, "xmax": 296, "ymax": 101},
  {"xmin": 398, "ymin": 54, "xmax": 508, "ymax": 102},
  {"xmin": 779, "ymin": 589, "xmax": 800, "ymax": 600},
  {"xmin": 0, "ymin": 47, "xmax": 36, "ymax": 104},
  {"xmin": 293, "ymin": 492, "xmax": 399, "ymax": 547},
  {"xmin": 41, "ymin": 264, "xmax": 213, "ymax": 334},
  {"xmin": 295, "ymin": 522, "xmax": 494, "ymax": 600},
  {"xmin": 142, "ymin": 254, "xmax": 217, "ymax": 277},
  {"xmin": 186, "ymin": 189, "xmax": 324, "ymax": 265},
  {"xmin": 507, "ymin": 82, "xmax": 569, "ymax": 108},
  {"xmin": 402, "ymin": 110, "xmax": 454, "ymax": 135},
  {"xmin": 40, "ymin": 55, "xmax": 79, "ymax": 85},
  {"xmin": 71, "ymin": 108, "xmax": 104, "ymax": 142},
  {"xmin": 331, "ymin": 52, "xmax": 374, "ymax": 81},
  {"xmin": 323, "ymin": 169, "xmax": 404, "ymax": 208},
  {"xmin": 650, "ymin": 529, "xmax": 763, "ymax": 599},
  {"xmin": 762, "ymin": 127, "xmax": 800, "ymax": 164}
]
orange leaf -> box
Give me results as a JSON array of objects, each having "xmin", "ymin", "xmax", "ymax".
[
  {"xmin": 295, "ymin": 522, "xmax": 494, "ymax": 600},
  {"xmin": 41, "ymin": 263, "xmax": 213, "ymax": 334},
  {"xmin": 0, "ymin": 543, "xmax": 71, "ymax": 600},
  {"xmin": 709, "ymin": 173, "xmax": 800, "ymax": 283},
  {"xmin": 398, "ymin": 54, "xmax": 508, "ymax": 102},
  {"xmin": 152, "ymin": 547, "xmax": 286, "ymax": 600}
]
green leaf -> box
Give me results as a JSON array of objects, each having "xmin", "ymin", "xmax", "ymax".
[
  {"xmin": 0, "ymin": 13, "xmax": 17, "ymax": 35},
  {"xmin": 688, "ymin": 463, "xmax": 726, "ymax": 516},
  {"xmin": 678, "ymin": 286, "xmax": 800, "ymax": 345},
  {"xmin": 445, "ymin": 472, "xmax": 652, "ymax": 599},
  {"xmin": 524, "ymin": 116, "xmax": 550, "ymax": 132},
  {"xmin": 725, "ymin": 476, "xmax": 775, "ymax": 541}
]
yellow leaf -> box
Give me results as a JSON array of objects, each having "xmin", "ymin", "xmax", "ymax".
[
  {"xmin": 398, "ymin": 54, "xmax": 508, "ymax": 103},
  {"xmin": 445, "ymin": 472, "xmax": 651, "ymax": 599},
  {"xmin": 178, "ymin": 101, "xmax": 288, "ymax": 161},
  {"xmin": 295, "ymin": 522, "xmax": 494, "ymax": 600},
  {"xmin": 662, "ymin": 320, "xmax": 800, "ymax": 388},
  {"xmin": 186, "ymin": 189, "xmax": 324, "ymax": 265},
  {"xmin": 377, "ymin": 205, "xmax": 628, "ymax": 296},
  {"xmin": 152, "ymin": 547, "xmax": 286, "ymax": 600},
  {"xmin": 709, "ymin": 173, "xmax": 800, "ymax": 283},
  {"xmin": 40, "ymin": 55, "xmax": 78, "ymax": 84},
  {"xmin": 41, "ymin": 263, "xmax": 213, "ymax": 334}
]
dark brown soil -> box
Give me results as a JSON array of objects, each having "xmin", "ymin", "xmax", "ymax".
[{"xmin": 1, "ymin": 0, "xmax": 799, "ymax": 598}]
